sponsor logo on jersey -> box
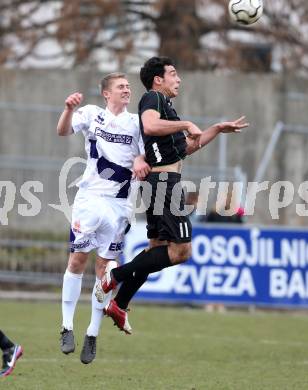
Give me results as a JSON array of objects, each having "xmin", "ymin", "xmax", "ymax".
[
  {"xmin": 109, "ymin": 242, "xmax": 124, "ymax": 251},
  {"xmin": 95, "ymin": 127, "xmax": 132, "ymax": 145},
  {"xmin": 71, "ymin": 240, "xmax": 90, "ymax": 250},
  {"xmin": 95, "ymin": 114, "xmax": 105, "ymax": 125}
]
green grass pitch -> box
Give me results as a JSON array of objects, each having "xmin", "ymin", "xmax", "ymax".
[{"xmin": 1, "ymin": 300, "xmax": 308, "ymax": 389}]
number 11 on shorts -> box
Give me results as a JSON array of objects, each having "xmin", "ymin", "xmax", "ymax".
[{"xmin": 179, "ymin": 222, "xmax": 189, "ymax": 238}]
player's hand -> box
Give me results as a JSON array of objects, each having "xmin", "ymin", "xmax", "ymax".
[
  {"xmin": 132, "ymin": 155, "xmax": 151, "ymax": 180},
  {"xmin": 186, "ymin": 122, "xmax": 203, "ymax": 140},
  {"xmin": 217, "ymin": 116, "xmax": 249, "ymax": 133},
  {"xmin": 65, "ymin": 92, "xmax": 83, "ymax": 111}
]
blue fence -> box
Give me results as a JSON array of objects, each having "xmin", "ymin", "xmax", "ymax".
[{"xmin": 123, "ymin": 223, "xmax": 308, "ymax": 308}]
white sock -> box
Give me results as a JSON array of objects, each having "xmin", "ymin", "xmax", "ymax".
[
  {"xmin": 62, "ymin": 269, "xmax": 83, "ymax": 330},
  {"xmin": 86, "ymin": 278, "xmax": 112, "ymax": 337}
]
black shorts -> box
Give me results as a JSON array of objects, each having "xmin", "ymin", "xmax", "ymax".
[{"xmin": 143, "ymin": 172, "xmax": 192, "ymax": 243}]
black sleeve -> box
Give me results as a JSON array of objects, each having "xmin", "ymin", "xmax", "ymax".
[{"xmin": 139, "ymin": 91, "xmax": 162, "ymax": 116}]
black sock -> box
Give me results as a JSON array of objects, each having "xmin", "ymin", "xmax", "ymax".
[
  {"xmin": 0, "ymin": 330, "xmax": 14, "ymax": 351},
  {"xmin": 115, "ymin": 271, "xmax": 149, "ymax": 310},
  {"xmin": 112, "ymin": 246, "xmax": 172, "ymax": 283}
]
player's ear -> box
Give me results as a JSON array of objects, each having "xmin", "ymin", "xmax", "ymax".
[
  {"xmin": 102, "ymin": 89, "xmax": 109, "ymax": 101},
  {"xmin": 153, "ymin": 75, "xmax": 162, "ymax": 86}
]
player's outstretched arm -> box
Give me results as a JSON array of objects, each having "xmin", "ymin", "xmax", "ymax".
[
  {"xmin": 57, "ymin": 92, "xmax": 83, "ymax": 136},
  {"xmin": 186, "ymin": 116, "xmax": 249, "ymax": 156}
]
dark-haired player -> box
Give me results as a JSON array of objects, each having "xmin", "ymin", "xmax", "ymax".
[{"xmin": 96, "ymin": 57, "xmax": 248, "ymax": 332}]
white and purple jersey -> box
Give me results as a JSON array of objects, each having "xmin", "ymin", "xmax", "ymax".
[{"xmin": 72, "ymin": 104, "xmax": 144, "ymax": 198}]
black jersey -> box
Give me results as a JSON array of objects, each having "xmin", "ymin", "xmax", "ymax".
[{"xmin": 138, "ymin": 91, "xmax": 187, "ymax": 167}]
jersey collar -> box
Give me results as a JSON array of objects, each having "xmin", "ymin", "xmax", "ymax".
[{"xmin": 105, "ymin": 106, "xmax": 127, "ymax": 118}]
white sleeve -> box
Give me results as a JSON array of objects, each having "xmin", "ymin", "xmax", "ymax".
[
  {"xmin": 138, "ymin": 132, "xmax": 145, "ymax": 155},
  {"xmin": 132, "ymin": 114, "xmax": 145, "ymax": 155},
  {"xmin": 71, "ymin": 105, "xmax": 91, "ymax": 134}
]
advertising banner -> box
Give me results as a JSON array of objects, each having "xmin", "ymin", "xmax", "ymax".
[{"xmin": 123, "ymin": 222, "xmax": 308, "ymax": 307}]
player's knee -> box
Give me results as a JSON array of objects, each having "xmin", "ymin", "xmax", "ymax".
[
  {"xmin": 169, "ymin": 243, "xmax": 191, "ymax": 264},
  {"xmin": 68, "ymin": 261, "xmax": 83, "ymax": 274},
  {"xmin": 68, "ymin": 252, "xmax": 88, "ymax": 273},
  {"xmin": 95, "ymin": 257, "xmax": 109, "ymax": 277},
  {"xmin": 177, "ymin": 245, "xmax": 191, "ymax": 263}
]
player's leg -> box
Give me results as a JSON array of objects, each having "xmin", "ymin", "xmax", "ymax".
[
  {"xmin": 106, "ymin": 203, "xmax": 191, "ymax": 284},
  {"xmin": 88, "ymin": 257, "xmax": 110, "ymax": 337},
  {"xmin": 81, "ymin": 197, "xmax": 131, "ymax": 361},
  {"xmin": 61, "ymin": 191, "xmax": 101, "ymax": 354},
  {"xmin": 61, "ymin": 251, "xmax": 89, "ymax": 354},
  {"xmin": 80, "ymin": 257, "xmax": 115, "ymax": 364},
  {"xmin": 103, "ymin": 240, "xmax": 168, "ymax": 332},
  {"xmin": 0, "ymin": 330, "xmax": 23, "ymax": 378},
  {"xmin": 103, "ymin": 173, "xmax": 192, "ymax": 289},
  {"xmin": 93, "ymin": 198, "xmax": 135, "ymax": 334},
  {"xmin": 112, "ymin": 191, "xmax": 169, "ymax": 307},
  {"xmin": 0, "ymin": 330, "xmax": 14, "ymax": 352},
  {"xmin": 96, "ymin": 256, "xmax": 134, "ymax": 336},
  {"xmin": 108, "ymin": 237, "xmax": 191, "ymax": 286},
  {"xmin": 102, "ymin": 255, "xmax": 151, "ymax": 334},
  {"xmin": 110, "ymin": 240, "xmax": 190, "ymax": 285},
  {"xmin": 104, "ymin": 239, "xmax": 190, "ymax": 332},
  {"xmin": 114, "ymin": 238, "xmax": 166, "ymax": 311}
]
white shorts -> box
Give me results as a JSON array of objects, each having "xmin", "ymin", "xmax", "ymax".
[{"xmin": 70, "ymin": 190, "xmax": 132, "ymax": 259}]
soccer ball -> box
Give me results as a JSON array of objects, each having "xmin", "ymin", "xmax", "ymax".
[{"xmin": 228, "ymin": 0, "xmax": 263, "ymax": 25}]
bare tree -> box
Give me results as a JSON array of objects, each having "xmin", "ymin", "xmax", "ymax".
[{"xmin": 1, "ymin": 0, "xmax": 308, "ymax": 73}]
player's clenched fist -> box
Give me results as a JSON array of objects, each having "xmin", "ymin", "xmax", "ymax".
[
  {"xmin": 186, "ymin": 122, "xmax": 202, "ymax": 140},
  {"xmin": 65, "ymin": 92, "xmax": 83, "ymax": 110}
]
